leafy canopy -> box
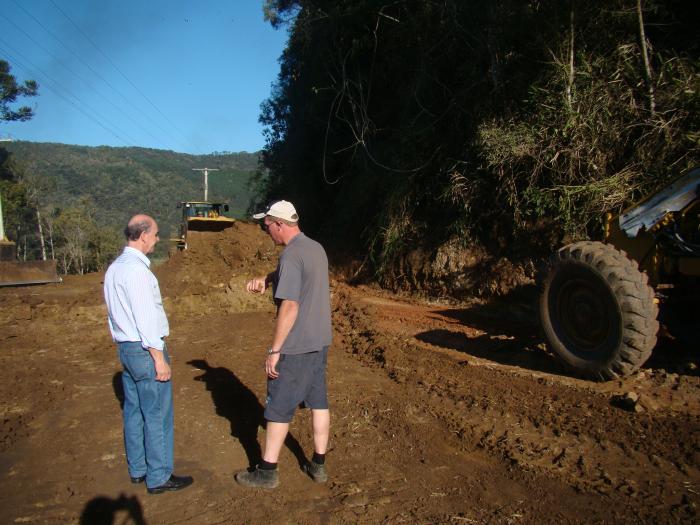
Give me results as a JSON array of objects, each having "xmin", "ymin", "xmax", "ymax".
[
  {"xmin": 257, "ymin": 0, "xmax": 700, "ymax": 295},
  {"xmin": 0, "ymin": 60, "xmax": 38, "ymax": 122}
]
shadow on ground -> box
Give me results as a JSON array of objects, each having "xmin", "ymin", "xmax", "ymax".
[
  {"xmin": 80, "ymin": 493, "xmax": 146, "ymax": 525},
  {"xmin": 413, "ymin": 285, "xmax": 569, "ymax": 375},
  {"xmin": 188, "ymin": 359, "xmax": 308, "ymax": 467},
  {"xmin": 417, "ymin": 284, "xmax": 698, "ymax": 379}
]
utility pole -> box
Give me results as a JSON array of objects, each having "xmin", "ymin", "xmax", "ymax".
[
  {"xmin": 0, "ymin": 192, "xmax": 6, "ymax": 241},
  {"xmin": 192, "ymin": 168, "xmax": 219, "ymax": 201}
]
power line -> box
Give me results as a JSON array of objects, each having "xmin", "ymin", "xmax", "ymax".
[
  {"xmin": 0, "ymin": 17, "xmax": 143, "ymax": 147},
  {"xmin": 1, "ymin": 46, "xmax": 133, "ymax": 147},
  {"xmin": 48, "ymin": 0, "xmax": 206, "ymax": 155},
  {"xmin": 0, "ymin": 43, "xmax": 135, "ymax": 147},
  {"xmin": 9, "ymin": 0, "xmax": 172, "ymax": 151},
  {"xmin": 0, "ymin": 12, "xmax": 158, "ymax": 149}
]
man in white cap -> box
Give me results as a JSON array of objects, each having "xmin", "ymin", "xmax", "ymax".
[{"xmin": 236, "ymin": 200, "xmax": 332, "ymax": 489}]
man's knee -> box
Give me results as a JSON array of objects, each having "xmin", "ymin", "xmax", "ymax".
[{"xmin": 311, "ymin": 408, "xmax": 330, "ymax": 426}]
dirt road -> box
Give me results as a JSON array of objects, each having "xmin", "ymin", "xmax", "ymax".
[{"xmin": 1, "ymin": 223, "xmax": 698, "ymax": 524}]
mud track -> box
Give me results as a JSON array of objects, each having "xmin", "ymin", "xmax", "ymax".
[{"xmin": 0, "ymin": 223, "xmax": 698, "ymax": 524}]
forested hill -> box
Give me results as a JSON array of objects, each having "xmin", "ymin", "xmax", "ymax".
[
  {"xmin": 1, "ymin": 141, "xmax": 259, "ymax": 270},
  {"xmin": 4, "ymin": 141, "xmax": 258, "ymax": 223}
]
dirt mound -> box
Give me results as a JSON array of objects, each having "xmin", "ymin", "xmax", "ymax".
[
  {"xmin": 155, "ymin": 222, "xmax": 281, "ymax": 316},
  {"xmin": 158, "ymin": 222, "xmax": 277, "ymax": 294},
  {"xmin": 380, "ymin": 236, "xmax": 535, "ymax": 299}
]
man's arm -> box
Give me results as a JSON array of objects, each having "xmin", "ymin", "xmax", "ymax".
[
  {"xmin": 266, "ymin": 299, "xmax": 299, "ymax": 379},
  {"xmin": 128, "ymin": 269, "xmax": 166, "ymax": 351},
  {"xmin": 127, "ymin": 269, "xmax": 171, "ymax": 381}
]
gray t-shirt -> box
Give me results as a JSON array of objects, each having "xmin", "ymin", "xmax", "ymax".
[{"xmin": 274, "ymin": 233, "xmax": 332, "ymax": 354}]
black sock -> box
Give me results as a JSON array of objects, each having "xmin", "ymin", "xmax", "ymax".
[
  {"xmin": 260, "ymin": 460, "xmax": 277, "ymax": 470},
  {"xmin": 312, "ymin": 452, "xmax": 326, "ymax": 465}
]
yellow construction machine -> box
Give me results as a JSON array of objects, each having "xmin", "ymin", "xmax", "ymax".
[
  {"xmin": 171, "ymin": 201, "xmax": 235, "ymax": 250},
  {"xmin": 0, "ymin": 193, "xmax": 61, "ymax": 286},
  {"xmin": 539, "ymin": 167, "xmax": 699, "ymax": 380}
]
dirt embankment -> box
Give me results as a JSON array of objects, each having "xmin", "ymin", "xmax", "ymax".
[
  {"xmin": 157, "ymin": 222, "xmax": 281, "ymax": 316},
  {"xmin": 0, "ymin": 221, "xmax": 698, "ymax": 524}
]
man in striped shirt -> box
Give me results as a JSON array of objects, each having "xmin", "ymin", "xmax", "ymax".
[{"xmin": 104, "ymin": 214, "xmax": 193, "ymax": 494}]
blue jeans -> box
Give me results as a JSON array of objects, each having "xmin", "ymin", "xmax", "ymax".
[{"xmin": 118, "ymin": 342, "xmax": 173, "ymax": 488}]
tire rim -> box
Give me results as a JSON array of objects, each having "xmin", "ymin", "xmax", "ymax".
[{"xmin": 553, "ymin": 272, "xmax": 621, "ymax": 357}]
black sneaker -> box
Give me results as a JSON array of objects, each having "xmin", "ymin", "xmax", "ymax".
[
  {"xmin": 302, "ymin": 461, "xmax": 327, "ymax": 483},
  {"xmin": 235, "ymin": 465, "xmax": 280, "ymax": 489}
]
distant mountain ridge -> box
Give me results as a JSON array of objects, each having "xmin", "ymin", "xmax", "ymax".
[{"xmin": 3, "ymin": 140, "xmax": 260, "ymax": 240}]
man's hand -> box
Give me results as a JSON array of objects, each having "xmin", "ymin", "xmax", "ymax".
[
  {"xmin": 246, "ymin": 277, "xmax": 266, "ymax": 294},
  {"xmin": 148, "ymin": 348, "xmax": 172, "ymax": 382},
  {"xmin": 266, "ymin": 353, "xmax": 280, "ymax": 379}
]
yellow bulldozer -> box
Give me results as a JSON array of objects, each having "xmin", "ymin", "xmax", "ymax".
[
  {"xmin": 539, "ymin": 167, "xmax": 699, "ymax": 380},
  {"xmin": 0, "ymin": 193, "xmax": 61, "ymax": 287},
  {"xmin": 171, "ymin": 201, "xmax": 236, "ymax": 251}
]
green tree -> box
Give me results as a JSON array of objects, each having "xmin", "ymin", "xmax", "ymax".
[
  {"xmin": 89, "ymin": 224, "xmax": 121, "ymax": 272},
  {"xmin": 1, "ymin": 60, "xmax": 39, "ymax": 259},
  {"xmin": 54, "ymin": 203, "xmax": 95, "ymax": 275},
  {"xmin": 1, "ymin": 60, "xmax": 38, "ymax": 122},
  {"xmin": 0, "ymin": 149, "xmax": 39, "ymax": 260},
  {"xmin": 258, "ymin": 0, "xmax": 700, "ymax": 294}
]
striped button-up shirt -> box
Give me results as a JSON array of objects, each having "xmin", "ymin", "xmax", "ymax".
[{"xmin": 104, "ymin": 246, "xmax": 169, "ymax": 351}]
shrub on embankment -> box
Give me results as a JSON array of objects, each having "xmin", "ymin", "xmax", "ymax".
[{"xmin": 256, "ymin": 0, "xmax": 699, "ymax": 296}]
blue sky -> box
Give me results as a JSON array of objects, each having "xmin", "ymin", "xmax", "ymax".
[{"xmin": 0, "ymin": 1, "xmax": 289, "ymax": 154}]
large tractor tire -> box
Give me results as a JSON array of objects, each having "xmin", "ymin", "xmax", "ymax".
[{"xmin": 539, "ymin": 241, "xmax": 659, "ymax": 380}]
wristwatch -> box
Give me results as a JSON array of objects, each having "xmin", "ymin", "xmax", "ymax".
[{"xmin": 267, "ymin": 348, "xmax": 281, "ymax": 355}]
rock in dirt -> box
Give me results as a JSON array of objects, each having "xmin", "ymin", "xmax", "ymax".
[{"xmin": 610, "ymin": 392, "xmax": 642, "ymax": 412}]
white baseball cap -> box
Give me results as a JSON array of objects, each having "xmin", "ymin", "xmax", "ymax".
[{"xmin": 252, "ymin": 200, "xmax": 299, "ymax": 222}]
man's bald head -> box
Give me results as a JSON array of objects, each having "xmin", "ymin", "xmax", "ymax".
[
  {"xmin": 124, "ymin": 214, "xmax": 160, "ymax": 255},
  {"xmin": 124, "ymin": 214, "xmax": 154, "ymax": 241}
]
